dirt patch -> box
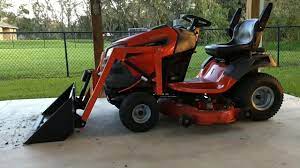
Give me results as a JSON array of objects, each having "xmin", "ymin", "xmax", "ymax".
[
  {"xmin": 0, "ymin": 115, "xmax": 38, "ymax": 149},
  {"xmin": 0, "ymin": 98, "xmax": 53, "ymax": 150}
]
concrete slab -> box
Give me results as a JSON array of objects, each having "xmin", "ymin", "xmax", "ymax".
[{"xmin": 0, "ymin": 94, "xmax": 299, "ymax": 168}]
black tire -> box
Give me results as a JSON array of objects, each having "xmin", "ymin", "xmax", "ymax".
[
  {"xmin": 105, "ymin": 88, "xmax": 123, "ymax": 109},
  {"xmin": 232, "ymin": 73, "xmax": 283, "ymax": 121},
  {"xmin": 107, "ymin": 97, "xmax": 121, "ymax": 109},
  {"xmin": 119, "ymin": 92, "xmax": 159, "ymax": 132}
]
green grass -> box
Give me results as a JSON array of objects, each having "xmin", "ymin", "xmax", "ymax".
[
  {"xmin": 262, "ymin": 67, "xmax": 300, "ymax": 96},
  {"xmin": 0, "ymin": 40, "xmax": 95, "ymax": 80},
  {"xmin": 0, "ymin": 77, "xmax": 81, "ymax": 100},
  {"xmin": 0, "ymin": 40, "xmax": 299, "ymax": 100}
]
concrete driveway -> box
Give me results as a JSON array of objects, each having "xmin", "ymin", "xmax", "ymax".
[{"xmin": 0, "ymin": 94, "xmax": 299, "ymax": 168}]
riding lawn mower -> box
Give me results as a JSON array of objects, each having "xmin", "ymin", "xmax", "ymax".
[{"xmin": 25, "ymin": 3, "xmax": 283, "ymax": 144}]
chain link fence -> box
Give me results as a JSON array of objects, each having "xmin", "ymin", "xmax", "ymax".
[
  {"xmin": 0, "ymin": 26, "xmax": 299, "ymax": 99},
  {"xmin": 263, "ymin": 26, "xmax": 300, "ymax": 66},
  {"xmin": 0, "ymin": 31, "xmax": 140, "ymax": 80}
]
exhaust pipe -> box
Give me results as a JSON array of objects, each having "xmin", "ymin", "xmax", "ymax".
[{"xmin": 24, "ymin": 70, "xmax": 92, "ymax": 144}]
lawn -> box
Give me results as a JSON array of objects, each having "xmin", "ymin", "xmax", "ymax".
[
  {"xmin": 0, "ymin": 77, "xmax": 81, "ymax": 100},
  {"xmin": 0, "ymin": 39, "xmax": 299, "ymax": 100}
]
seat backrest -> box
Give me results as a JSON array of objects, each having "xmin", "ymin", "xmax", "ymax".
[
  {"xmin": 231, "ymin": 3, "xmax": 273, "ymax": 50},
  {"xmin": 232, "ymin": 19, "xmax": 259, "ymax": 46},
  {"xmin": 228, "ymin": 8, "xmax": 242, "ymax": 38}
]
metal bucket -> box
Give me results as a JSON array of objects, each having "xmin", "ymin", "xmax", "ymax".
[{"xmin": 24, "ymin": 84, "xmax": 78, "ymax": 144}]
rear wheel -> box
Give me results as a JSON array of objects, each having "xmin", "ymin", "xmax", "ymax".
[
  {"xmin": 119, "ymin": 92, "xmax": 159, "ymax": 132},
  {"xmin": 232, "ymin": 73, "xmax": 283, "ymax": 121}
]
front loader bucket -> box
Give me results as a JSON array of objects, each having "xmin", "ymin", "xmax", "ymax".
[{"xmin": 24, "ymin": 83, "xmax": 77, "ymax": 144}]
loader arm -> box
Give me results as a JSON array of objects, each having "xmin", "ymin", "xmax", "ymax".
[
  {"xmin": 81, "ymin": 46, "xmax": 160, "ymax": 122},
  {"xmin": 81, "ymin": 48, "xmax": 120, "ymax": 122}
]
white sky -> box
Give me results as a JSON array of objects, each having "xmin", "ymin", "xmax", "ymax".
[{"xmin": 6, "ymin": 0, "xmax": 86, "ymax": 20}]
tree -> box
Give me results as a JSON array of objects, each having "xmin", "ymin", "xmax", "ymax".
[
  {"xmin": 45, "ymin": 0, "xmax": 58, "ymax": 21},
  {"xmin": 0, "ymin": 0, "xmax": 12, "ymax": 21},
  {"xmin": 32, "ymin": 0, "xmax": 48, "ymax": 31},
  {"xmin": 267, "ymin": 0, "xmax": 300, "ymax": 26},
  {"xmin": 17, "ymin": 4, "xmax": 29, "ymax": 17},
  {"xmin": 1, "ymin": 0, "xmax": 299, "ymax": 32}
]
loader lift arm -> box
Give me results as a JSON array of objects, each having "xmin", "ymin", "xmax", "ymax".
[{"xmin": 81, "ymin": 46, "xmax": 160, "ymax": 122}]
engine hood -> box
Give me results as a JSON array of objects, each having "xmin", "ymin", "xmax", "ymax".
[
  {"xmin": 111, "ymin": 26, "xmax": 176, "ymax": 47},
  {"xmin": 111, "ymin": 33, "xmax": 143, "ymax": 46}
]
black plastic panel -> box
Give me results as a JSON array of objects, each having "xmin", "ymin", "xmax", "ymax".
[{"xmin": 162, "ymin": 49, "xmax": 194, "ymax": 86}]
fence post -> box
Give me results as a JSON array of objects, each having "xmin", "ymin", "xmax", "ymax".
[
  {"xmin": 74, "ymin": 32, "xmax": 77, "ymax": 48},
  {"xmin": 276, "ymin": 27, "xmax": 280, "ymax": 67},
  {"xmin": 63, "ymin": 32, "xmax": 70, "ymax": 77},
  {"xmin": 11, "ymin": 34, "xmax": 15, "ymax": 48},
  {"xmin": 43, "ymin": 32, "xmax": 46, "ymax": 48}
]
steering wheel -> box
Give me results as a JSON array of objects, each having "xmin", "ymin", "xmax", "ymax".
[{"xmin": 182, "ymin": 15, "xmax": 211, "ymax": 30}]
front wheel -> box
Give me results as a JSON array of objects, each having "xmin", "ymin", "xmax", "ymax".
[
  {"xmin": 119, "ymin": 92, "xmax": 159, "ymax": 132},
  {"xmin": 107, "ymin": 96, "xmax": 122, "ymax": 109},
  {"xmin": 232, "ymin": 73, "xmax": 283, "ymax": 121}
]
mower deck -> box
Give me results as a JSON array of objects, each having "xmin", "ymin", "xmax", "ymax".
[{"xmin": 159, "ymin": 100, "xmax": 240, "ymax": 125}]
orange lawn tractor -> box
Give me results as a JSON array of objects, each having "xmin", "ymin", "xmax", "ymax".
[{"xmin": 25, "ymin": 3, "xmax": 283, "ymax": 144}]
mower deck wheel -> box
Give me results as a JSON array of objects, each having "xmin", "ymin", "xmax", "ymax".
[{"xmin": 119, "ymin": 92, "xmax": 159, "ymax": 132}]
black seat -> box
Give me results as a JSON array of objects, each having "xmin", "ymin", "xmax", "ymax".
[
  {"xmin": 205, "ymin": 19, "xmax": 258, "ymax": 59},
  {"xmin": 205, "ymin": 3, "xmax": 273, "ymax": 61}
]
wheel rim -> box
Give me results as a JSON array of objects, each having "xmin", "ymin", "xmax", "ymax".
[
  {"xmin": 132, "ymin": 104, "xmax": 151, "ymax": 124},
  {"xmin": 251, "ymin": 86, "xmax": 275, "ymax": 111}
]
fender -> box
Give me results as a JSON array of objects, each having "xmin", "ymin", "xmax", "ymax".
[{"xmin": 224, "ymin": 53, "xmax": 276, "ymax": 80}]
